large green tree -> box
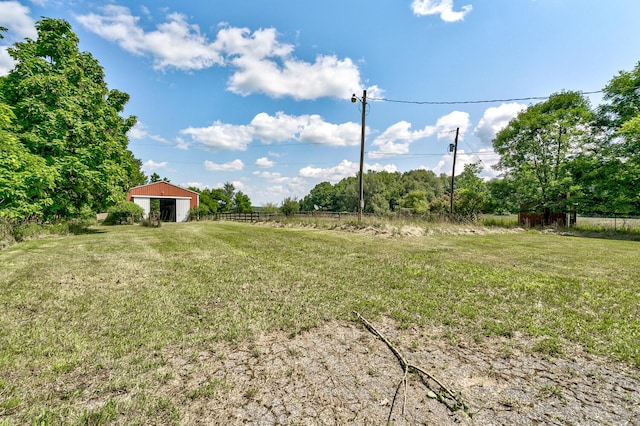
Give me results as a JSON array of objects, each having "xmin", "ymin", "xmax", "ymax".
[
  {"xmin": 492, "ymin": 91, "xmax": 593, "ymax": 214},
  {"xmin": 591, "ymin": 62, "xmax": 640, "ymax": 214},
  {"xmin": 1, "ymin": 18, "xmax": 144, "ymax": 219},
  {"xmin": 0, "ymin": 102, "xmax": 56, "ymax": 219},
  {"xmin": 453, "ymin": 162, "xmax": 488, "ymax": 219}
]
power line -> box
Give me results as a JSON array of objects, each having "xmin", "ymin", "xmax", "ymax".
[{"xmin": 367, "ymin": 90, "xmax": 603, "ymax": 105}]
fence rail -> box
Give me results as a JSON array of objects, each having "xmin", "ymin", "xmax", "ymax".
[{"xmin": 209, "ymin": 211, "xmax": 360, "ymax": 222}]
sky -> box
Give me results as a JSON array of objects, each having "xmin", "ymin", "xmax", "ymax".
[{"xmin": 2, "ymin": 0, "xmax": 640, "ymax": 206}]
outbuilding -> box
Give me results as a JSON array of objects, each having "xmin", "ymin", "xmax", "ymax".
[{"xmin": 127, "ymin": 182, "xmax": 199, "ymax": 222}]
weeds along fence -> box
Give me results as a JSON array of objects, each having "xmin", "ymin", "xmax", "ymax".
[{"xmin": 207, "ymin": 211, "xmax": 360, "ymax": 222}]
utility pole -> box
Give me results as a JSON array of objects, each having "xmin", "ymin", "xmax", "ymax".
[
  {"xmin": 449, "ymin": 127, "xmax": 460, "ymax": 219},
  {"xmin": 357, "ymin": 90, "xmax": 367, "ymax": 222}
]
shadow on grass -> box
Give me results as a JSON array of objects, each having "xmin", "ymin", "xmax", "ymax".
[
  {"xmin": 69, "ymin": 226, "xmax": 107, "ymax": 235},
  {"xmin": 558, "ymin": 230, "xmax": 640, "ymax": 242}
]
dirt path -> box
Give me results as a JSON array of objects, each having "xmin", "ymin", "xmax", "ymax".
[{"xmin": 156, "ymin": 319, "xmax": 639, "ymax": 425}]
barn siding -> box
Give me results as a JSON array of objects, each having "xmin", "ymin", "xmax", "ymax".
[
  {"xmin": 176, "ymin": 199, "xmax": 191, "ymax": 222},
  {"xmin": 133, "ymin": 197, "xmax": 151, "ymax": 217},
  {"xmin": 127, "ymin": 182, "xmax": 200, "ymax": 222}
]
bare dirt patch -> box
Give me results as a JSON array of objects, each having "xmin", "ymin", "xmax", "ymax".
[{"xmin": 146, "ymin": 319, "xmax": 639, "ymax": 425}]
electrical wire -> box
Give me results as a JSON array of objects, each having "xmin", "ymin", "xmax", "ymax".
[{"xmin": 367, "ymin": 90, "xmax": 603, "ymax": 105}]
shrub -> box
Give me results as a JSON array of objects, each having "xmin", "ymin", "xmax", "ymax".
[
  {"xmin": 280, "ymin": 197, "xmax": 300, "ymax": 217},
  {"xmin": 189, "ymin": 205, "xmax": 211, "ymax": 221},
  {"xmin": 104, "ymin": 201, "xmax": 144, "ymax": 225},
  {"xmin": 140, "ymin": 213, "xmax": 162, "ymax": 228}
]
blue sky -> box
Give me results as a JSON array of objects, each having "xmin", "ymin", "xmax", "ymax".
[{"xmin": 2, "ymin": 0, "xmax": 640, "ymax": 206}]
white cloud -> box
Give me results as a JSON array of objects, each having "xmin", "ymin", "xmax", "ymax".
[
  {"xmin": 181, "ymin": 112, "xmax": 362, "ymax": 150},
  {"xmin": 251, "ymin": 111, "xmax": 361, "ymax": 146},
  {"xmin": 0, "ymin": 1, "xmax": 37, "ymax": 75},
  {"xmin": 366, "ymin": 163, "xmax": 398, "ymax": 173},
  {"xmin": 185, "ymin": 181, "xmax": 210, "ymax": 190},
  {"xmin": 180, "ymin": 121, "xmax": 254, "ymax": 151},
  {"xmin": 76, "ymin": 6, "xmax": 223, "ymax": 70},
  {"xmin": 433, "ymin": 148, "xmax": 500, "ymax": 178},
  {"xmin": 0, "ymin": 1, "xmax": 37, "ymax": 39},
  {"xmin": 128, "ymin": 122, "xmax": 169, "ymax": 143},
  {"xmin": 212, "ymin": 180, "xmax": 246, "ymax": 191},
  {"xmin": 255, "ymin": 157, "xmax": 275, "ymax": 168},
  {"xmin": 175, "ymin": 137, "xmax": 190, "ymax": 150},
  {"xmin": 473, "ymin": 102, "xmax": 526, "ymax": 146},
  {"xmin": 253, "ymin": 170, "xmax": 281, "ymax": 179},
  {"xmin": 204, "ymin": 159, "xmax": 244, "ymax": 172},
  {"xmin": 141, "ymin": 159, "xmax": 173, "ymax": 172},
  {"xmin": 411, "ymin": 0, "xmax": 472, "ymax": 22},
  {"xmin": 370, "ymin": 121, "xmax": 436, "ymax": 159},
  {"xmin": 76, "ymin": 7, "xmax": 376, "ymax": 99},
  {"xmin": 0, "ymin": 47, "xmax": 13, "ymax": 76},
  {"xmin": 299, "ymin": 159, "xmax": 359, "ymax": 183},
  {"xmin": 368, "ymin": 111, "xmax": 470, "ymax": 158},
  {"xmin": 434, "ymin": 111, "xmax": 471, "ymax": 140},
  {"xmin": 298, "ymin": 159, "xmax": 398, "ymax": 183},
  {"xmin": 250, "ymin": 112, "xmax": 307, "ymax": 143}
]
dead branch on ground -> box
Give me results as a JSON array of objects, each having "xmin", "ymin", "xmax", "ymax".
[{"xmin": 354, "ymin": 311, "xmax": 470, "ymax": 420}]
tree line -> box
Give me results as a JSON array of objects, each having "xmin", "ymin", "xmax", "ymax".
[
  {"xmin": 300, "ymin": 64, "xmax": 640, "ymax": 219},
  {"xmin": 1, "ymin": 18, "xmax": 638, "ymax": 223}
]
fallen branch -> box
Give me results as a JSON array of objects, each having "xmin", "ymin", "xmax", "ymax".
[{"xmin": 354, "ymin": 311, "xmax": 470, "ymax": 418}]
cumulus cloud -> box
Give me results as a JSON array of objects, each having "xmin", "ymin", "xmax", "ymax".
[
  {"xmin": 180, "ymin": 121, "xmax": 254, "ymax": 151},
  {"xmin": 185, "ymin": 182, "xmax": 208, "ymax": 189},
  {"xmin": 128, "ymin": 122, "xmax": 169, "ymax": 143},
  {"xmin": 204, "ymin": 159, "xmax": 244, "ymax": 172},
  {"xmin": 369, "ymin": 111, "xmax": 470, "ymax": 158},
  {"xmin": 411, "ymin": 0, "xmax": 472, "ymax": 22},
  {"xmin": 298, "ymin": 160, "xmax": 397, "ymax": 183},
  {"xmin": 299, "ymin": 160, "xmax": 358, "ymax": 183},
  {"xmin": 473, "ymin": 102, "xmax": 526, "ymax": 146},
  {"xmin": 433, "ymin": 148, "xmax": 500, "ymax": 179},
  {"xmin": 0, "ymin": 1, "xmax": 37, "ymax": 75},
  {"xmin": 141, "ymin": 159, "xmax": 173, "ymax": 172},
  {"xmin": 181, "ymin": 112, "xmax": 362, "ymax": 150},
  {"xmin": 76, "ymin": 6, "xmax": 376, "ymax": 99},
  {"xmin": 255, "ymin": 157, "xmax": 275, "ymax": 168},
  {"xmin": 76, "ymin": 6, "xmax": 223, "ymax": 70},
  {"xmin": 253, "ymin": 170, "xmax": 281, "ymax": 179}
]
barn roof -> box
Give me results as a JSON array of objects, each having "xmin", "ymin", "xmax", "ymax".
[{"xmin": 128, "ymin": 181, "xmax": 200, "ymax": 197}]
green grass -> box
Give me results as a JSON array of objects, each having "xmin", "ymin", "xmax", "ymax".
[{"xmin": 0, "ymin": 221, "xmax": 638, "ymax": 423}]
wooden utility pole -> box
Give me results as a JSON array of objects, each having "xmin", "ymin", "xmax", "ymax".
[
  {"xmin": 357, "ymin": 90, "xmax": 367, "ymax": 222},
  {"xmin": 449, "ymin": 127, "xmax": 460, "ymax": 219}
]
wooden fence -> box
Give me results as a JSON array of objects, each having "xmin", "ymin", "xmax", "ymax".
[{"xmin": 210, "ymin": 211, "xmax": 360, "ymax": 222}]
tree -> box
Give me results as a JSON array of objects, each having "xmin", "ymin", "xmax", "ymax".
[
  {"xmin": 300, "ymin": 181, "xmax": 334, "ymax": 211},
  {"xmin": 401, "ymin": 190, "xmax": 430, "ymax": 214},
  {"xmin": 280, "ymin": 197, "xmax": 300, "ymax": 216},
  {"xmin": 493, "ymin": 91, "xmax": 593, "ymax": 216},
  {"xmin": 590, "ymin": 62, "xmax": 640, "ymax": 215},
  {"xmin": 0, "ymin": 102, "xmax": 56, "ymax": 219},
  {"xmin": 453, "ymin": 162, "xmax": 488, "ymax": 219},
  {"xmin": 1, "ymin": 18, "xmax": 143, "ymax": 218},
  {"xmin": 223, "ymin": 182, "xmax": 235, "ymax": 200},
  {"xmin": 233, "ymin": 191, "xmax": 252, "ymax": 213},
  {"xmin": 149, "ymin": 172, "xmax": 170, "ymax": 183}
]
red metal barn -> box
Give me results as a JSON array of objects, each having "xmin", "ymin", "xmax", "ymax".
[{"xmin": 127, "ymin": 182, "xmax": 199, "ymax": 222}]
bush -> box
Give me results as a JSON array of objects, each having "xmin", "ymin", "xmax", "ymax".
[
  {"xmin": 140, "ymin": 213, "xmax": 162, "ymax": 228},
  {"xmin": 189, "ymin": 205, "xmax": 211, "ymax": 221},
  {"xmin": 104, "ymin": 201, "xmax": 144, "ymax": 225},
  {"xmin": 280, "ymin": 197, "xmax": 300, "ymax": 217}
]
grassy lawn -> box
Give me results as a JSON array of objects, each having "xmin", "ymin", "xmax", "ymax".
[{"xmin": 0, "ymin": 221, "xmax": 638, "ymax": 423}]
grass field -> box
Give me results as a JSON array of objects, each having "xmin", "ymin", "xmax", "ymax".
[{"xmin": 0, "ymin": 221, "xmax": 638, "ymax": 424}]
